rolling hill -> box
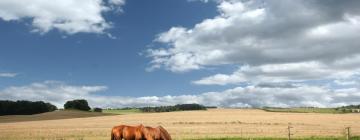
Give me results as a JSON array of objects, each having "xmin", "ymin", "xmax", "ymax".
[{"xmin": 0, "ymin": 110, "xmax": 114, "ymax": 123}]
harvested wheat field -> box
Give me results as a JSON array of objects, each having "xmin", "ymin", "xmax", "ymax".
[{"xmin": 0, "ymin": 109, "xmax": 359, "ymax": 140}]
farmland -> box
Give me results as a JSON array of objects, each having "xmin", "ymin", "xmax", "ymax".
[
  {"xmin": 262, "ymin": 107, "xmax": 343, "ymax": 114},
  {"xmin": 0, "ymin": 109, "xmax": 359, "ymax": 140},
  {"xmin": 102, "ymin": 108, "xmax": 141, "ymax": 115},
  {"xmin": 0, "ymin": 110, "xmax": 113, "ymax": 123}
]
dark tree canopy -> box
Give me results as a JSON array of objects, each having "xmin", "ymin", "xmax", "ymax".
[
  {"xmin": 0, "ymin": 100, "xmax": 57, "ymax": 116},
  {"xmin": 140, "ymin": 104, "xmax": 206, "ymax": 113},
  {"xmin": 339, "ymin": 104, "xmax": 360, "ymax": 109},
  {"xmin": 64, "ymin": 99, "xmax": 91, "ymax": 111},
  {"xmin": 93, "ymin": 107, "xmax": 102, "ymax": 112}
]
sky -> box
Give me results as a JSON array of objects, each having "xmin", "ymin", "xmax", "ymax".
[{"xmin": 0, "ymin": 0, "xmax": 360, "ymax": 108}]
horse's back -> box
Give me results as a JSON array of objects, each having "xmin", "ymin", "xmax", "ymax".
[{"xmin": 122, "ymin": 125, "xmax": 144, "ymax": 140}]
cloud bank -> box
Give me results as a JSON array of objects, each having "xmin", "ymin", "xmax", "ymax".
[
  {"xmin": 0, "ymin": 81, "xmax": 107, "ymax": 108},
  {"xmin": 1, "ymin": 81, "xmax": 359, "ymax": 108},
  {"xmin": 148, "ymin": 0, "xmax": 360, "ymax": 73},
  {"xmin": 145, "ymin": 0, "xmax": 360, "ymax": 107},
  {"xmin": 0, "ymin": 0, "xmax": 125, "ymax": 34}
]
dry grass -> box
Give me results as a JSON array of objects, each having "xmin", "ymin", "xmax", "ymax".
[
  {"xmin": 0, "ymin": 109, "xmax": 359, "ymax": 140},
  {"xmin": 0, "ymin": 110, "xmax": 113, "ymax": 123}
]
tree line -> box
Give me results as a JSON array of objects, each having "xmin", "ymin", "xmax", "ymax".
[
  {"xmin": 336, "ymin": 104, "xmax": 360, "ymax": 113},
  {"xmin": 0, "ymin": 99, "xmax": 95, "ymax": 116},
  {"xmin": 0, "ymin": 100, "xmax": 57, "ymax": 115},
  {"xmin": 338, "ymin": 104, "xmax": 360, "ymax": 109},
  {"xmin": 0, "ymin": 99, "xmax": 209, "ymax": 115},
  {"xmin": 139, "ymin": 104, "xmax": 207, "ymax": 112}
]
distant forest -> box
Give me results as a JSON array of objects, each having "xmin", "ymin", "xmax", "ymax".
[
  {"xmin": 139, "ymin": 104, "xmax": 207, "ymax": 112},
  {"xmin": 336, "ymin": 104, "xmax": 360, "ymax": 113},
  {"xmin": 0, "ymin": 100, "xmax": 57, "ymax": 116},
  {"xmin": 338, "ymin": 104, "xmax": 360, "ymax": 109}
]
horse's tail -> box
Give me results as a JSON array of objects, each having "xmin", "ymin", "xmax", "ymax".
[
  {"xmin": 158, "ymin": 126, "xmax": 172, "ymax": 140},
  {"xmin": 111, "ymin": 126, "xmax": 121, "ymax": 140},
  {"xmin": 111, "ymin": 132, "xmax": 115, "ymax": 140},
  {"xmin": 111, "ymin": 129, "xmax": 115, "ymax": 140}
]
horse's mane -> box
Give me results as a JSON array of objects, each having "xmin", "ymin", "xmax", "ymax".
[{"xmin": 158, "ymin": 126, "xmax": 172, "ymax": 140}]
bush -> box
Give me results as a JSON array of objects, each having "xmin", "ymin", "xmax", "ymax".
[
  {"xmin": 0, "ymin": 100, "xmax": 57, "ymax": 115},
  {"xmin": 64, "ymin": 99, "xmax": 91, "ymax": 111},
  {"xmin": 93, "ymin": 107, "xmax": 102, "ymax": 112}
]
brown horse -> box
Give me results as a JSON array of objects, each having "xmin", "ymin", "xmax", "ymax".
[
  {"xmin": 111, "ymin": 124, "xmax": 145, "ymax": 140},
  {"xmin": 111, "ymin": 124, "xmax": 171, "ymax": 140},
  {"xmin": 142, "ymin": 126, "xmax": 172, "ymax": 140}
]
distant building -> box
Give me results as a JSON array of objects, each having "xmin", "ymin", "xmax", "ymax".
[{"xmin": 351, "ymin": 109, "xmax": 360, "ymax": 113}]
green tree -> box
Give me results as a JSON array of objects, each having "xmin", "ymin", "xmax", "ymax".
[
  {"xmin": 93, "ymin": 107, "xmax": 102, "ymax": 112},
  {"xmin": 0, "ymin": 100, "xmax": 57, "ymax": 115},
  {"xmin": 64, "ymin": 99, "xmax": 91, "ymax": 111}
]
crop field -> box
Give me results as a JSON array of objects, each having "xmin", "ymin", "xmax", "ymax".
[
  {"xmin": 0, "ymin": 110, "xmax": 113, "ymax": 123},
  {"xmin": 262, "ymin": 108, "xmax": 343, "ymax": 114},
  {"xmin": 102, "ymin": 108, "xmax": 141, "ymax": 115},
  {"xmin": 0, "ymin": 109, "xmax": 359, "ymax": 140}
]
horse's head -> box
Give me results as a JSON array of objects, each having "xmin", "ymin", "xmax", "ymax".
[{"xmin": 157, "ymin": 125, "xmax": 172, "ymax": 140}]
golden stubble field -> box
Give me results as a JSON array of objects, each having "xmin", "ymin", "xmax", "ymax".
[{"xmin": 0, "ymin": 109, "xmax": 359, "ymax": 140}]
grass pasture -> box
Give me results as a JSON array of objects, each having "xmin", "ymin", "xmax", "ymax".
[
  {"xmin": 0, "ymin": 109, "xmax": 359, "ymax": 140},
  {"xmin": 189, "ymin": 136, "xmax": 360, "ymax": 140}
]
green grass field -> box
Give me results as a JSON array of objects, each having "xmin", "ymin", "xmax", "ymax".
[
  {"xmin": 190, "ymin": 136, "xmax": 360, "ymax": 140},
  {"xmin": 262, "ymin": 107, "xmax": 344, "ymax": 114},
  {"xmin": 102, "ymin": 108, "xmax": 141, "ymax": 114}
]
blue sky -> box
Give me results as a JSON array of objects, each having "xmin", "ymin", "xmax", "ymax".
[
  {"xmin": 1, "ymin": 0, "xmax": 360, "ymax": 108},
  {"xmin": 0, "ymin": 0, "xmax": 224, "ymax": 96}
]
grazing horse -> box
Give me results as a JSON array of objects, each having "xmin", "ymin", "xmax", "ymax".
[
  {"xmin": 142, "ymin": 126, "xmax": 172, "ymax": 140},
  {"xmin": 111, "ymin": 124, "xmax": 145, "ymax": 140}
]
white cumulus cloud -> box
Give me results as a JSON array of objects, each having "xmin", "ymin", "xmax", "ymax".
[
  {"xmin": 148, "ymin": 0, "xmax": 360, "ymax": 72},
  {"xmin": 193, "ymin": 60, "xmax": 360, "ymax": 85},
  {"xmin": 0, "ymin": 81, "xmax": 107, "ymax": 108},
  {"xmin": 145, "ymin": 0, "xmax": 360, "ymax": 107},
  {"xmin": 0, "ymin": 0, "xmax": 125, "ymax": 34}
]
